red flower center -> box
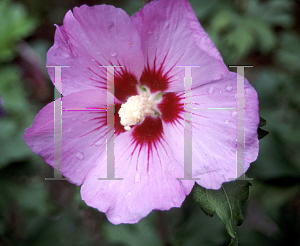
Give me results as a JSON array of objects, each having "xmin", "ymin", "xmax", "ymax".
[{"xmin": 113, "ymin": 57, "xmax": 184, "ymax": 161}]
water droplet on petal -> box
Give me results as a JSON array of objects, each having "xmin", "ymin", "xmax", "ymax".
[
  {"xmin": 148, "ymin": 30, "xmax": 153, "ymax": 35},
  {"xmin": 92, "ymin": 58, "xmax": 95, "ymax": 61},
  {"xmin": 226, "ymin": 84, "xmax": 233, "ymax": 91},
  {"xmin": 246, "ymin": 88, "xmax": 252, "ymax": 94},
  {"xmin": 209, "ymin": 87, "xmax": 214, "ymax": 94},
  {"xmin": 155, "ymin": 37, "xmax": 158, "ymax": 40},
  {"xmin": 173, "ymin": 197, "xmax": 180, "ymax": 205},
  {"xmin": 169, "ymin": 164, "xmax": 174, "ymax": 171},
  {"xmin": 66, "ymin": 129, "xmax": 71, "ymax": 133},
  {"xmin": 125, "ymin": 192, "xmax": 132, "ymax": 199},
  {"xmin": 225, "ymin": 119, "xmax": 229, "ymax": 124},
  {"xmin": 76, "ymin": 152, "xmax": 84, "ymax": 160},
  {"xmin": 231, "ymin": 111, "xmax": 237, "ymax": 118},
  {"xmin": 113, "ymin": 216, "xmax": 122, "ymax": 223},
  {"xmin": 134, "ymin": 173, "xmax": 141, "ymax": 183},
  {"xmin": 110, "ymin": 50, "xmax": 116, "ymax": 57},
  {"xmin": 96, "ymin": 51, "xmax": 100, "ymax": 55}
]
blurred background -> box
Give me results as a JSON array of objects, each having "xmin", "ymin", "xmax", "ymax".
[{"xmin": 0, "ymin": 0, "xmax": 300, "ymax": 245}]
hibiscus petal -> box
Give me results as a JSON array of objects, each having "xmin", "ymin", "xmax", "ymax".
[
  {"xmin": 23, "ymin": 89, "xmax": 113, "ymax": 185},
  {"xmin": 161, "ymin": 72, "xmax": 259, "ymax": 189},
  {"xmin": 47, "ymin": 5, "xmax": 144, "ymax": 97},
  {"xmin": 81, "ymin": 117, "xmax": 194, "ymax": 224},
  {"xmin": 131, "ymin": 0, "xmax": 228, "ymax": 92}
]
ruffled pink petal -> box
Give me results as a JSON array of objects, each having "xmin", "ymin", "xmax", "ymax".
[
  {"xmin": 47, "ymin": 5, "xmax": 144, "ymax": 98},
  {"xmin": 81, "ymin": 117, "xmax": 194, "ymax": 224},
  {"xmin": 131, "ymin": 0, "xmax": 228, "ymax": 92},
  {"xmin": 24, "ymin": 89, "xmax": 114, "ymax": 185},
  {"xmin": 161, "ymin": 72, "xmax": 259, "ymax": 189}
]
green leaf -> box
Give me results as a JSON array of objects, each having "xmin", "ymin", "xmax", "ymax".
[
  {"xmin": 247, "ymin": 0, "xmax": 294, "ymax": 28},
  {"xmin": 0, "ymin": 65, "xmax": 36, "ymax": 168},
  {"xmin": 257, "ymin": 116, "xmax": 269, "ymax": 140},
  {"xmin": 258, "ymin": 128, "xmax": 269, "ymax": 140},
  {"xmin": 259, "ymin": 116, "xmax": 267, "ymax": 127},
  {"xmin": 193, "ymin": 180, "xmax": 251, "ymax": 241},
  {"xmin": 229, "ymin": 237, "xmax": 238, "ymax": 246},
  {"xmin": 245, "ymin": 17, "xmax": 276, "ymax": 53},
  {"xmin": 0, "ymin": 0, "xmax": 37, "ymax": 62}
]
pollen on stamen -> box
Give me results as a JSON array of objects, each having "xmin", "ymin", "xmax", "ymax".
[{"xmin": 118, "ymin": 92, "xmax": 155, "ymax": 130}]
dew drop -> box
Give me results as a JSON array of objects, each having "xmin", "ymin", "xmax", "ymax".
[
  {"xmin": 114, "ymin": 216, "xmax": 122, "ymax": 223},
  {"xmin": 134, "ymin": 173, "xmax": 141, "ymax": 183},
  {"xmin": 246, "ymin": 88, "xmax": 252, "ymax": 94},
  {"xmin": 208, "ymin": 87, "xmax": 214, "ymax": 94},
  {"xmin": 110, "ymin": 50, "xmax": 116, "ymax": 57},
  {"xmin": 226, "ymin": 84, "xmax": 233, "ymax": 92},
  {"xmin": 66, "ymin": 129, "xmax": 71, "ymax": 133},
  {"xmin": 92, "ymin": 58, "xmax": 95, "ymax": 61},
  {"xmin": 76, "ymin": 152, "xmax": 84, "ymax": 160},
  {"xmin": 125, "ymin": 192, "xmax": 132, "ymax": 199},
  {"xmin": 148, "ymin": 30, "xmax": 153, "ymax": 35},
  {"xmin": 231, "ymin": 111, "xmax": 237, "ymax": 118},
  {"xmin": 225, "ymin": 119, "xmax": 229, "ymax": 124},
  {"xmin": 96, "ymin": 51, "xmax": 100, "ymax": 55},
  {"xmin": 169, "ymin": 164, "xmax": 174, "ymax": 171},
  {"xmin": 173, "ymin": 197, "xmax": 180, "ymax": 205}
]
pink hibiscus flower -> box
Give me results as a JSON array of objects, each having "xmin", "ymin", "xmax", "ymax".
[{"xmin": 24, "ymin": 0, "xmax": 259, "ymax": 224}]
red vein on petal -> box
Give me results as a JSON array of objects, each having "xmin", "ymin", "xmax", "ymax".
[
  {"xmin": 131, "ymin": 116, "xmax": 164, "ymax": 172},
  {"xmin": 140, "ymin": 53, "xmax": 171, "ymax": 93},
  {"xmin": 158, "ymin": 92, "xmax": 184, "ymax": 125},
  {"xmin": 115, "ymin": 67, "xmax": 139, "ymax": 102}
]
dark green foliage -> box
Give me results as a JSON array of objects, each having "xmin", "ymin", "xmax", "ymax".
[
  {"xmin": 258, "ymin": 117, "xmax": 269, "ymax": 139},
  {"xmin": 193, "ymin": 180, "xmax": 251, "ymax": 244}
]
